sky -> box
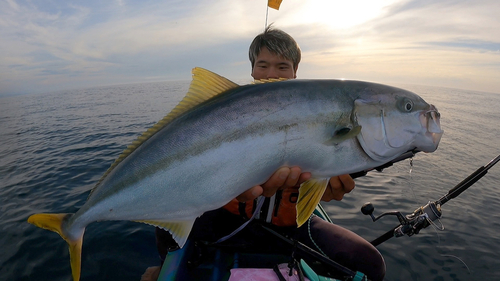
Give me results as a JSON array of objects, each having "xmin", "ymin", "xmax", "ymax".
[{"xmin": 1, "ymin": 0, "xmax": 499, "ymax": 96}]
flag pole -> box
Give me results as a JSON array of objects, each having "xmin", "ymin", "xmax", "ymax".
[
  {"xmin": 265, "ymin": 0, "xmax": 282, "ymax": 29},
  {"xmin": 265, "ymin": 1, "xmax": 269, "ymax": 30}
]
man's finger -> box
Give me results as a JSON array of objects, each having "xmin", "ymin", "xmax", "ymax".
[
  {"xmin": 283, "ymin": 166, "xmax": 302, "ymax": 187},
  {"xmin": 236, "ymin": 186, "xmax": 263, "ymax": 202},
  {"xmin": 338, "ymin": 174, "xmax": 355, "ymax": 193},
  {"xmin": 261, "ymin": 167, "xmax": 291, "ymax": 196}
]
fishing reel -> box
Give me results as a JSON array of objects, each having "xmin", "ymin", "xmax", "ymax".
[
  {"xmin": 361, "ymin": 201, "xmax": 443, "ymax": 239},
  {"xmin": 357, "ymin": 154, "xmax": 499, "ymax": 246}
]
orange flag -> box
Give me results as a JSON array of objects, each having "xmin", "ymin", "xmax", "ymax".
[{"xmin": 268, "ymin": 0, "xmax": 283, "ymax": 10}]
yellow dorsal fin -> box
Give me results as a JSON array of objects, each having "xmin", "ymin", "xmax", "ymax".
[
  {"xmin": 252, "ymin": 77, "xmax": 288, "ymax": 84},
  {"xmin": 296, "ymin": 178, "xmax": 329, "ymax": 227},
  {"xmin": 91, "ymin": 68, "xmax": 239, "ymax": 195},
  {"xmin": 136, "ymin": 219, "xmax": 196, "ymax": 248}
]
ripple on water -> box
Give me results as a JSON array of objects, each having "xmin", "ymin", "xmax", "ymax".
[{"xmin": 2, "ymin": 83, "xmax": 500, "ymax": 281}]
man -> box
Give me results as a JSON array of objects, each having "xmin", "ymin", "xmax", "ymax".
[
  {"xmin": 142, "ymin": 26, "xmax": 385, "ymax": 281},
  {"xmin": 238, "ymin": 26, "xmax": 356, "ymax": 205}
]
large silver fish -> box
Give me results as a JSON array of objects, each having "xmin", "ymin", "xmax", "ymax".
[{"xmin": 28, "ymin": 68, "xmax": 442, "ymax": 281}]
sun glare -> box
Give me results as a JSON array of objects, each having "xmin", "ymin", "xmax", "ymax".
[{"xmin": 297, "ymin": 0, "xmax": 399, "ymax": 29}]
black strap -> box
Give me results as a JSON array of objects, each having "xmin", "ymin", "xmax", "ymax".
[
  {"xmin": 273, "ymin": 260, "xmax": 306, "ymax": 281},
  {"xmin": 273, "ymin": 264, "xmax": 287, "ymax": 281},
  {"xmin": 238, "ymin": 202, "xmax": 249, "ymax": 219}
]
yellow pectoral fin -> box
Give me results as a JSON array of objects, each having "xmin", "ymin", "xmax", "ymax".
[
  {"xmin": 28, "ymin": 213, "xmax": 83, "ymax": 281},
  {"xmin": 136, "ymin": 220, "xmax": 196, "ymax": 248},
  {"xmin": 296, "ymin": 179, "xmax": 329, "ymax": 227}
]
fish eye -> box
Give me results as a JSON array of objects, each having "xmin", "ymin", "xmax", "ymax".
[{"xmin": 404, "ymin": 99, "xmax": 413, "ymax": 112}]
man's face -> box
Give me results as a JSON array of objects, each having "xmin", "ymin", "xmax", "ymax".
[{"xmin": 251, "ymin": 47, "xmax": 297, "ymax": 80}]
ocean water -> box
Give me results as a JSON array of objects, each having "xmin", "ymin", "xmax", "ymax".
[{"xmin": 0, "ymin": 80, "xmax": 499, "ymax": 281}]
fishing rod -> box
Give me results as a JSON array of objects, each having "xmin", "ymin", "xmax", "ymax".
[
  {"xmin": 260, "ymin": 224, "xmax": 370, "ymax": 281},
  {"xmin": 361, "ymin": 154, "xmax": 500, "ymax": 246}
]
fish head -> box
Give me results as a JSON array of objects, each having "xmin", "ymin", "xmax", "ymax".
[{"xmin": 354, "ymin": 89, "xmax": 443, "ymax": 162}]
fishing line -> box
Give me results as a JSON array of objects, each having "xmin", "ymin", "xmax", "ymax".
[
  {"xmin": 428, "ymin": 217, "xmax": 443, "ymax": 245},
  {"xmin": 432, "ymin": 224, "xmax": 471, "ymax": 274},
  {"xmin": 425, "ymin": 208, "xmax": 445, "ymax": 231},
  {"xmin": 425, "ymin": 207, "xmax": 471, "ymax": 274},
  {"xmin": 434, "ymin": 229, "xmax": 471, "ymax": 274},
  {"xmin": 440, "ymin": 254, "xmax": 471, "ymax": 274},
  {"xmin": 406, "ymin": 157, "xmax": 419, "ymax": 203}
]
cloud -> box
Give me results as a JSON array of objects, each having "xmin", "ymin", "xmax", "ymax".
[
  {"xmin": 0, "ymin": 0, "xmax": 499, "ymax": 96},
  {"xmin": 284, "ymin": 0, "xmax": 500, "ymax": 91},
  {"xmin": 0, "ymin": 1, "xmax": 265, "ymax": 93}
]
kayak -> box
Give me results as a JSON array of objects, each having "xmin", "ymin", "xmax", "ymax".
[{"xmin": 157, "ymin": 204, "xmax": 368, "ymax": 281}]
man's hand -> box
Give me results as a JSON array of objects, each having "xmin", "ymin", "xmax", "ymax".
[
  {"xmin": 236, "ymin": 167, "xmax": 355, "ymax": 202},
  {"xmin": 236, "ymin": 166, "xmax": 311, "ymax": 202},
  {"xmin": 321, "ymin": 174, "xmax": 355, "ymax": 202}
]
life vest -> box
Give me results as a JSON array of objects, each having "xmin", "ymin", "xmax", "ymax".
[{"xmin": 222, "ymin": 185, "xmax": 300, "ymax": 227}]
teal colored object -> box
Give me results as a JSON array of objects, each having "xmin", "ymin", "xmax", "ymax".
[
  {"xmin": 300, "ymin": 259, "xmax": 336, "ymax": 281},
  {"xmin": 300, "ymin": 259, "xmax": 367, "ymax": 281}
]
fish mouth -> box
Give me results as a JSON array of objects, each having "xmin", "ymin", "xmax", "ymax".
[{"xmin": 418, "ymin": 104, "xmax": 443, "ymax": 152}]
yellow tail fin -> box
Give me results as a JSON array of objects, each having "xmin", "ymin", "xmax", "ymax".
[{"xmin": 28, "ymin": 213, "xmax": 83, "ymax": 281}]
